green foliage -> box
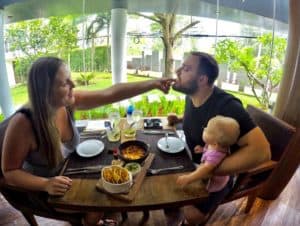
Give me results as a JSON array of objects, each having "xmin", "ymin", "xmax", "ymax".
[
  {"xmin": 73, "ymin": 95, "xmax": 186, "ymax": 120},
  {"xmin": 67, "ymin": 46, "xmax": 110, "ymax": 72},
  {"xmin": 215, "ymin": 33, "xmax": 287, "ymax": 109},
  {"xmin": 5, "ymin": 16, "xmax": 78, "ymax": 57},
  {"xmin": 0, "ymin": 114, "xmax": 4, "ymax": 122},
  {"xmin": 5, "ymin": 16, "xmax": 78, "ymax": 81},
  {"xmin": 75, "ymin": 73, "xmax": 96, "ymax": 86}
]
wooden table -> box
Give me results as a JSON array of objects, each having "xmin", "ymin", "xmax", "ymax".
[{"xmin": 48, "ymin": 118, "xmax": 209, "ymax": 212}]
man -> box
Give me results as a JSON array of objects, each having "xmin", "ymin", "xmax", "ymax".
[{"xmin": 168, "ymin": 52, "xmax": 271, "ymax": 225}]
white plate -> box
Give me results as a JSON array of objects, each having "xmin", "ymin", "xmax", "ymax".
[
  {"xmin": 76, "ymin": 139, "xmax": 104, "ymax": 157},
  {"xmin": 157, "ymin": 137, "xmax": 185, "ymax": 154}
]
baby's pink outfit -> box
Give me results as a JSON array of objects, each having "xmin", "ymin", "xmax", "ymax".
[{"xmin": 201, "ymin": 146, "xmax": 229, "ymax": 192}]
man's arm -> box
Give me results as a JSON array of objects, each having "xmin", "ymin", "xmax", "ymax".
[{"xmin": 214, "ymin": 126, "xmax": 271, "ymax": 175}]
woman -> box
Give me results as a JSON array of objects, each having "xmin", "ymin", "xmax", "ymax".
[{"xmin": 1, "ymin": 56, "xmax": 174, "ymax": 225}]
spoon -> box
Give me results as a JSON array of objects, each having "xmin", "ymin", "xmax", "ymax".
[{"xmin": 165, "ymin": 132, "xmax": 169, "ymax": 148}]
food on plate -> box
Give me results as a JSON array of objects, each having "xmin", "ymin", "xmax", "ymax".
[
  {"xmin": 121, "ymin": 145, "xmax": 145, "ymax": 160},
  {"xmin": 111, "ymin": 159, "xmax": 125, "ymax": 166},
  {"xmin": 124, "ymin": 162, "xmax": 141, "ymax": 176},
  {"xmin": 102, "ymin": 166, "xmax": 129, "ymax": 184}
]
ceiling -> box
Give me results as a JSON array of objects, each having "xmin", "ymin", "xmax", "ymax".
[{"xmin": 0, "ymin": 0, "xmax": 288, "ymax": 32}]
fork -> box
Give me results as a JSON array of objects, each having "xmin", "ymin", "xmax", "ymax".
[{"xmin": 148, "ymin": 165, "xmax": 184, "ymax": 175}]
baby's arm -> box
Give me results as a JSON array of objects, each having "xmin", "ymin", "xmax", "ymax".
[{"xmin": 176, "ymin": 162, "xmax": 216, "ymax": 187}]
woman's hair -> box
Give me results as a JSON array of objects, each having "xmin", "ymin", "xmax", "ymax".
[{"xmin": 27, "ymin": 57, "xmax": 64, "ymax": 167}]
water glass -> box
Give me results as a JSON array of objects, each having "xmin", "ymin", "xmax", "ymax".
[
  {"xmin": 106, "ymin": 127, "xmax": 121, "ymax": 142},
  {"xmin": 108, "ymin": 111, "xmax": 120, "ymax": 129}
]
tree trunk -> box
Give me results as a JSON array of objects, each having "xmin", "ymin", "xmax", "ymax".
[
  {"xmin": 259, "ymin": 0, "xmax": 300, "ymax": 200},
  {"xmin": 274, "ymin": 0, "xmax": 300, "ymax": 118},
  {"xmin": 91, "ymin": 37, "xmax": 95, "ymax": 72},
  {"xmin": 164, "ymin": 43, "xmax": 174, "ymax": 78},
  {"xmin": 161, "ymin": 14, "xmax": 175, "ymax": 78}
]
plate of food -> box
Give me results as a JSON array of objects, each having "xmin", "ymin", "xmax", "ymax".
[
  {"xmin": 76, "ymin": 139, "xmax": 104, "ymax": 157},
  {"xmin": 101, "ymin": 165, "xmax": 132, "ymax": 193}
]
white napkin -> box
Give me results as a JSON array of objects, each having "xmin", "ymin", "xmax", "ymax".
[{"xmin": 85, "ymin": 120, "xmax": 106, "ymax": 131}]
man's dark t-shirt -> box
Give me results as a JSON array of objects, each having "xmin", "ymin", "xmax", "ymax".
[{"xmin": 183, "ymin": 86, "xmax": 256, "ymax": 163}]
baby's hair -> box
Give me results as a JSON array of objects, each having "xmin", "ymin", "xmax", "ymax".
[{"xmin": 208, "ymin": 115, "xmax": 240, "ymax": 147}]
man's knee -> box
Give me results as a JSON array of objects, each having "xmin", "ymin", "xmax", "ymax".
[{"xmin": 183, "ymin": 205, "xmax": 207, "ymax": 224}]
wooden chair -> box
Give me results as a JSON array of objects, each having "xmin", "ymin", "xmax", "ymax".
[
  {"xmin": 202, "ymin": 105, "xmax": 298, "ymax": 225},
  {"xmin": 0, "ymin": 179, "xmax": 84, "ymax": 226}
]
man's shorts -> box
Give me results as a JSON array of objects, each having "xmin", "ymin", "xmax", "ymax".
[{"xmin": 195, "ymin": 176, "xmax": 234, "ymax": 214}]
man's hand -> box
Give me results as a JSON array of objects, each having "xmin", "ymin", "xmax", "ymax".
[
  {"xmin": 167, "ymin": 113, "xmax": 182, "ymax": 126},
  {"xmin": 194, "ymin": 145, "xmax": 203, "ymax": 154},
  {"xmin": 44, "ymin": 176, "xmax": 72, "ymax": 196}
]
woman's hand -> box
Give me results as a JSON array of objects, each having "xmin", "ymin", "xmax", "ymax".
[
  {"xmin": 154, "ymin": 78, "xmax": 176, "ymax": 94},
  {"xmin": 44, "ymin": 176, "xmax": 72, "ymax": 196}
]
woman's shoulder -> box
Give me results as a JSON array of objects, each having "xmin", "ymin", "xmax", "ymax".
[{"xmin": 8, "ymin": 111, "xmax": 34, "ymax": 134}]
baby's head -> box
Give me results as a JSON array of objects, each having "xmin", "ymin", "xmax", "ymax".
[{"xmin": 202, "ymin": 116, "xmax": 240, "ymax": 147}]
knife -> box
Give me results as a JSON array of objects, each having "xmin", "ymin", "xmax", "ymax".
[
  {"xmin": 64, "ymin": 168, "xmax": 103, "ymax": 175},
  {"xmin": 65, "ymin": 165, "xmax": 105, "ymax": 172},
  {"xmin": 142, "ymin": 130, "xmax": 175, "ymax": 135}
]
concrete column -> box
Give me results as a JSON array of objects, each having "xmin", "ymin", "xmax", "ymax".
[
  {"xmin": 0, "ymin": 8, "xmax": 14, "ymax": 117},
  {"xmin": 111, "ymin": 0, "xmax": 128, "ymax": 84}
]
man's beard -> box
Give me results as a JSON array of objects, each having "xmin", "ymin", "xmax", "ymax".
[{"xmin": 172, "ymin": 79, "xmax": 198, "ymax": 95}]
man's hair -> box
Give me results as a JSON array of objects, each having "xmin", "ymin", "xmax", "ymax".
[
  {"xmin": 191, "ymin": 52, "xmax": 219, "ymax": 85},
  {"xmin": 209, "ymin": 115, "xmax": 240, "ymax": 147}
]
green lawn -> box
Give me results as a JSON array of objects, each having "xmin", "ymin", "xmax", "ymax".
[{"xmin": 4, "ymin": 72, "xmax": 261, "ymax": 120}]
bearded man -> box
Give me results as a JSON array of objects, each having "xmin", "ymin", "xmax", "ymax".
[{"xmin": 168, "ymin": 52, "xmax": 270, "ymax": 225}]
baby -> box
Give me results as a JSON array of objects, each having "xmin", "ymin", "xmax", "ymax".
[{"xmin": 176, "ymin": 115, "xmax": 240, "ymax": 192}]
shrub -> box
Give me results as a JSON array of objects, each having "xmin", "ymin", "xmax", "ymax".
[{"xmin": 75, "ymin": 73, "xmax": 96, "ymax": 86}]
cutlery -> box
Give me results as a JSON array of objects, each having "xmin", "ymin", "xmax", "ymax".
[
  {"xmin": 142, "ymin": 130, "xmax": 175, "ymax": 135},
  {"xmin": 148, "ymin": 165, "xmax": 184, "ymax": 175},
  {"xmin": 65, "ymin": 165, "xmax": 105, "ymax": 172},
  {"xmin": 165, "ymin": 132, "xmax": 169, "ymax": 148},
  {"xmin": 64, "ymin": 168, "xmax": 102, "ymax": 175}
]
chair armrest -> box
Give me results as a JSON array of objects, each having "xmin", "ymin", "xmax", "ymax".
[
  {"xmin": 246, "ymin": 160, "xmax": 278, "ymax": 176},
  {"xmin": 0, "ymin": 179, "xmax": 36, "ymax": 194}
]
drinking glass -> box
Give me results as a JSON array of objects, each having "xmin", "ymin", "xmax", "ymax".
[
  {"xmin": 123, "ymin": 109, "xmax": 143, "ymax": 138},
  {"xmin": 107, "ymin": 111, "xmax": 121, "ymax": 142},
  {"xmin": 132, "ymin": 109, "xmax": 143, "ymax": 128},
  {"xmin": 108, "ymin": 111, "xmax": 120, "ymax": 129},
  {"xmin": 106, "ymin": 127, "xmax": 121, "ymax": 142}
]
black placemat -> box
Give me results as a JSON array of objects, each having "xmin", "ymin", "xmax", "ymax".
[{"xmin": 64, "ymin": 130, "xmax": 195, "ymax": 179}]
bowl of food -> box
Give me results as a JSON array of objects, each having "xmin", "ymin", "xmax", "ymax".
[
  {"xmin": 118, "ymin": 140, "xmax": 149, "ymax": 163},
  {"xmin": 101, "ymin": 165, "xmax": 132, "ymax": 194},
  {"xmin": 124, "ymin": 162, "xmax": 141, "ymax": 177}
]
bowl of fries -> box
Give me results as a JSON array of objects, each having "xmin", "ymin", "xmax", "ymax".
[
  {"xmin": 119, "ymin": 140, "xmax": 149, "ymax": 163},
  {"xmin": 101, "ymin": 165, "xmax": 132, "ymax": 193}
]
